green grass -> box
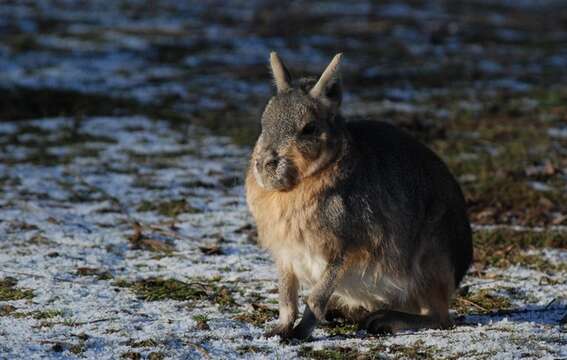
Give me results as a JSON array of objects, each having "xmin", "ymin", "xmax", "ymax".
[
  {"xmin": 237, "ymin": 345, "xmax": 270, "ymax": 354},
  {"xmin": 454, "ymin": 289, "xmax": 512, "ymax": 314},
  {"xmin": 298, "ymin": 346, "xmax": 366, "ymax": 360},
  {"xmin": 321, "ymin": 322, "xmax": 358, "ymax": 337},
  {"xmin": 13, "ymin": 309, "xmax": 64, "ymax": 320},
  {"xmin": 474, "ymin": 229, "xmax": 567, "ymax": 271},
  {"xmin": 115, "ymin": 277, "xmax": 236, "ymax": 308},
  {"xmin": 0, "ymin": 278, "xmax": 34, "ymax": 301},
  {"xmin": 116, "ymin": 278, "xmax": 207, "ymax": 301},
  {"xmin": 370, "ymin": 340, "xmax": 439, "ymax": 360},
  {"xmin": 192, "ymin": 314, "xmax": 210, "ymax": 330},
  {"xmin": 136, "ymin": 199, "xmax": 199, "ymax": 217},
  {"xmin": 127, "ymin": 338, "xmax": 159, "ymax": 348},
  {"xmin": 76, "ymin": 267, "xmax": 113, "ymax": 280},
  {"xmin": 233, "ymin": 304, "xmax": 277, "ymax": 326},
  {"xmin": 475, "ymin": 229, "xmax": 567, "ymax": 250}
]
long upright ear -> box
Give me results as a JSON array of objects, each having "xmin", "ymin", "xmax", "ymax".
[
  {"xmin": 269, "ymin": 52, "xmax": 292, "ymax": 93},
  {"xmin": 309, "ymin": 53, "xmax": 343, "ymax": 108}
]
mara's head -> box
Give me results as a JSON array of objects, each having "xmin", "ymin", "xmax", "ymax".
[{"xmin": 252, "ymin": 52, "xmax": 347, "ymax": 191}]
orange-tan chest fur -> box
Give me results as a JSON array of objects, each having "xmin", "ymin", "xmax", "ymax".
[
  {"xmin": 246, "ymin": 169, "xmax": 332, "ymax": 286},
  {"xmin": 245, "ymin": 170, "xmax": 319, "ymax": 248}
]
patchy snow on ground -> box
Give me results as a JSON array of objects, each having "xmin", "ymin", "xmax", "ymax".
[
  {"xmin": 0, "ymin": 116, "xmax": 565, "ymax": 359},
  {"xmin": 1, "ymin": 0, "xmax": 567, "ymax": 358}
]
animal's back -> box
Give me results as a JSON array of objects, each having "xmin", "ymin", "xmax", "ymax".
[{"xmin": 342, "ymin": 120, "xmax": 473, "ymax": 287}]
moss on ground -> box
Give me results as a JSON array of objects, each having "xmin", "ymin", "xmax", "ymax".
[
  {"xmin": 0, "ymin": 278, "xmax": 34, "ymax": 301},
  {"xmin": 298, "ymin": 341, "xmax": 439, "ymax": 360},
  {"xmin": 474, "ymin": 229, "xmax": 567, "ymax": 271},
  {"xmin": 454, "ymin": 289, "xmax": 512, "ymax": 314},
  {"xmin": 322, "ymin": 322, "xmax": 358, "ymax": 337},
  {"xmin": 192, "ymin": 314, "xmax": 210, "ymax": 330},
  {"xmin": 76, "ymin": 267, "xmax": 113, "ymax": 280},
  {"xmin": 115, "ymin": 277, "xmax": 236, "ymax": 308},
  {"xmin": 233, "ymin": 303, "xmax": 277, "ymax": 326},
  {"xmin": 298, "ymin": 346, "xmax": 370, "ymax": 360},
  {"xmin": 371, "ymin": 340, "xmax": 440, "ymax": 360},
  {"xmin": 13, "ymin": 309, "xmax": 64, "ymax": 320},
  {"xmin": 120, "ymin": 352, "xmax": 141, "ymax": 360},
  {"xmin": 237, "ymin": 344, "xmax": 270, "ymax": 354},
  {"xmin": 148, "ymin": 352, "xmax": 165, "ymax": 360},
  {"xmin": 136, "ymin": 199, "xmax": 199, "ymax": 217},
  {"xmin": 475, "ymin": 229, "xmax": 567, "ymax": 250},
  {"xmin": 126, "ymin": 338, "xmax": 159, "ymax": 348}
]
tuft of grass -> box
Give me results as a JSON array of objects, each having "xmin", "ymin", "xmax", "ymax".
[
  {"xmin": 69, "ymin": 342, "xmax": 86, "ymax": 355},
  {"xmin": 76, "ymin": 267, "xmax": 113, "ymax": 280},
  {"xmin": 115, "ymin": 277, "xmax": 236, "ymax": 307},
  {"xmin": 475, "ymin": 229, "xmax": 567, "ymax": 250},
  {"xmin": 137, "ymin": 199, "xmax": 199, "ymax": 217},
  {"xmin": 0, "ymin": 304, "xmax": 16, "ymax": 316},
  {"xmin": 322, "ymin": 322, "xmax": 358, "ymax": 337},
  {"xmin": 504, "ymin": 253, "xmax": 567, "ymax": 272},
  {"xmin": 121, "ymin": 352, "xmax": 141, "ymax": 360},
  {"xmin": 298, "ymin": 346, "xmax": 374, "ymax": 360},
  {"xmin": 474, "ymin": 229, "xmax": 567, "ymax": 271},
  {"xmin": 127, "ymin": 338, "xmax": 159, "ymax": 348},
  {"xmin": 0, "ymin": 278, "xmax": 34, "ymax": 301},
  {"xmin": 454, "ymin": 289, "xmax": 512, "ymax": 314},
  {"xmin": 233, "ymin": 303, "xmax": 277, "ymax": 326},
  {"xmin": 118, "ymin": 278, "xmax": 206, "ymax": 301},
  {"xmin": 13, "ymin": 309, "xmax": 64, "ymax": 320},
  {"xmin": 237, "ymin": 345, "xmax": 270, "ymax": 354},
  {"xmin": 370, "ymin": 340, "xmax": 438, "ymax": 360},
  {"xmin": 148, "ymin": 353, "xmax": 165, "ymax": 360},
  {"xmin": 192, "ymin": 314, "xmax": 210, "ymax": 330},
  {"xmin": 49, "ymin": 340, "xmax": 86, "ymax": 355}
]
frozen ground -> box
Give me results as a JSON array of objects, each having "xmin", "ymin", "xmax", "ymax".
[
  {"xmin": 1, "ymin": 0, "xmax": 566, "ymax": 359},
  {"xmin": 0, "ymin": 116, "xmax": 565, "ymax": 360}
]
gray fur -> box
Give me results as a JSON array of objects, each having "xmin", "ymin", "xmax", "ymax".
[{"xmin": 247, "ymin": 53, "xmax": 473, "ymax": 340}]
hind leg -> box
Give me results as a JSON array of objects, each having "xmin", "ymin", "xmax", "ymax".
[
  {"xmin": 362, "ymin": 309, "xmax": 449, "ymax": 334},
  {"xmin": 362, "ymin": 283, "xmax": 452, "ymax": 334},
  {"xmin": 325, "ymin": 296, "xmax": 370, "ymax": 324}
]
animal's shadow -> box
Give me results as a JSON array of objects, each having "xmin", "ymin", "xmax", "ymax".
[
  {"xmin": 317, "ymin": 304, "xmax": 566, "ymax": 341},
  {"xmin": 455, "ymin": 304, "xmax": 567, "ymax": 326}
]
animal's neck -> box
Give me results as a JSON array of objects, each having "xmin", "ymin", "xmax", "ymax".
[{"xmin": 303, "ymin": 129, "xmax": 351, "ymax": 180}]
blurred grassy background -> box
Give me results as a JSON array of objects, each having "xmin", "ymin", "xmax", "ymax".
[{"xmin": 2, "ymin": 0, "xmax": 566, "ymax": 229}]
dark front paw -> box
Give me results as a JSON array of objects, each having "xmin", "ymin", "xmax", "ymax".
[
  {"xmin": 287, "ymin": 322, "xmax": 314, "ymax": 341},
  {"xmin": 361, "ymin": 310, "xmax": 394, "ymax": 335},
  {"xmin": 264, "ymin": 324, "xmax": 293, "ymax": 339},
  {"xmin": 265, "ymin": 322, "xmax": 313, "ymax": 341},
  {"xmin": 285, "ymin": 304, "xmax": 318, "ymax": 341}
]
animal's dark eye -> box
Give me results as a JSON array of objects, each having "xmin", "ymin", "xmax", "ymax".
[{"xmin": 300, "ymin": 122, "xmax": 319, "ymax": 137}]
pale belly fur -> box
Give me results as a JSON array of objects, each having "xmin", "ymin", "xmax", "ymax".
[{"xmin": 277, "ymin": 246, "xmax": 402, "ymax": 312}]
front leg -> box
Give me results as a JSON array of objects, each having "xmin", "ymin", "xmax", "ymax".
[
  {"xmin": 265, "ymin": 264, "xmax": 298, "ymax": 339},
  {"xmin": 290, "ymin": 256, "xmax": 348, "ymax": 340}
]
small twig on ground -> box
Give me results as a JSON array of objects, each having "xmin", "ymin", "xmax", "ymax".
[
  {"xmin": 544, "ymin": 298, "xmax": 557, "ymax": 310},
  {"xmin": 457, "ymin": 297, "xmax": 489, "ymax": 313}
]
